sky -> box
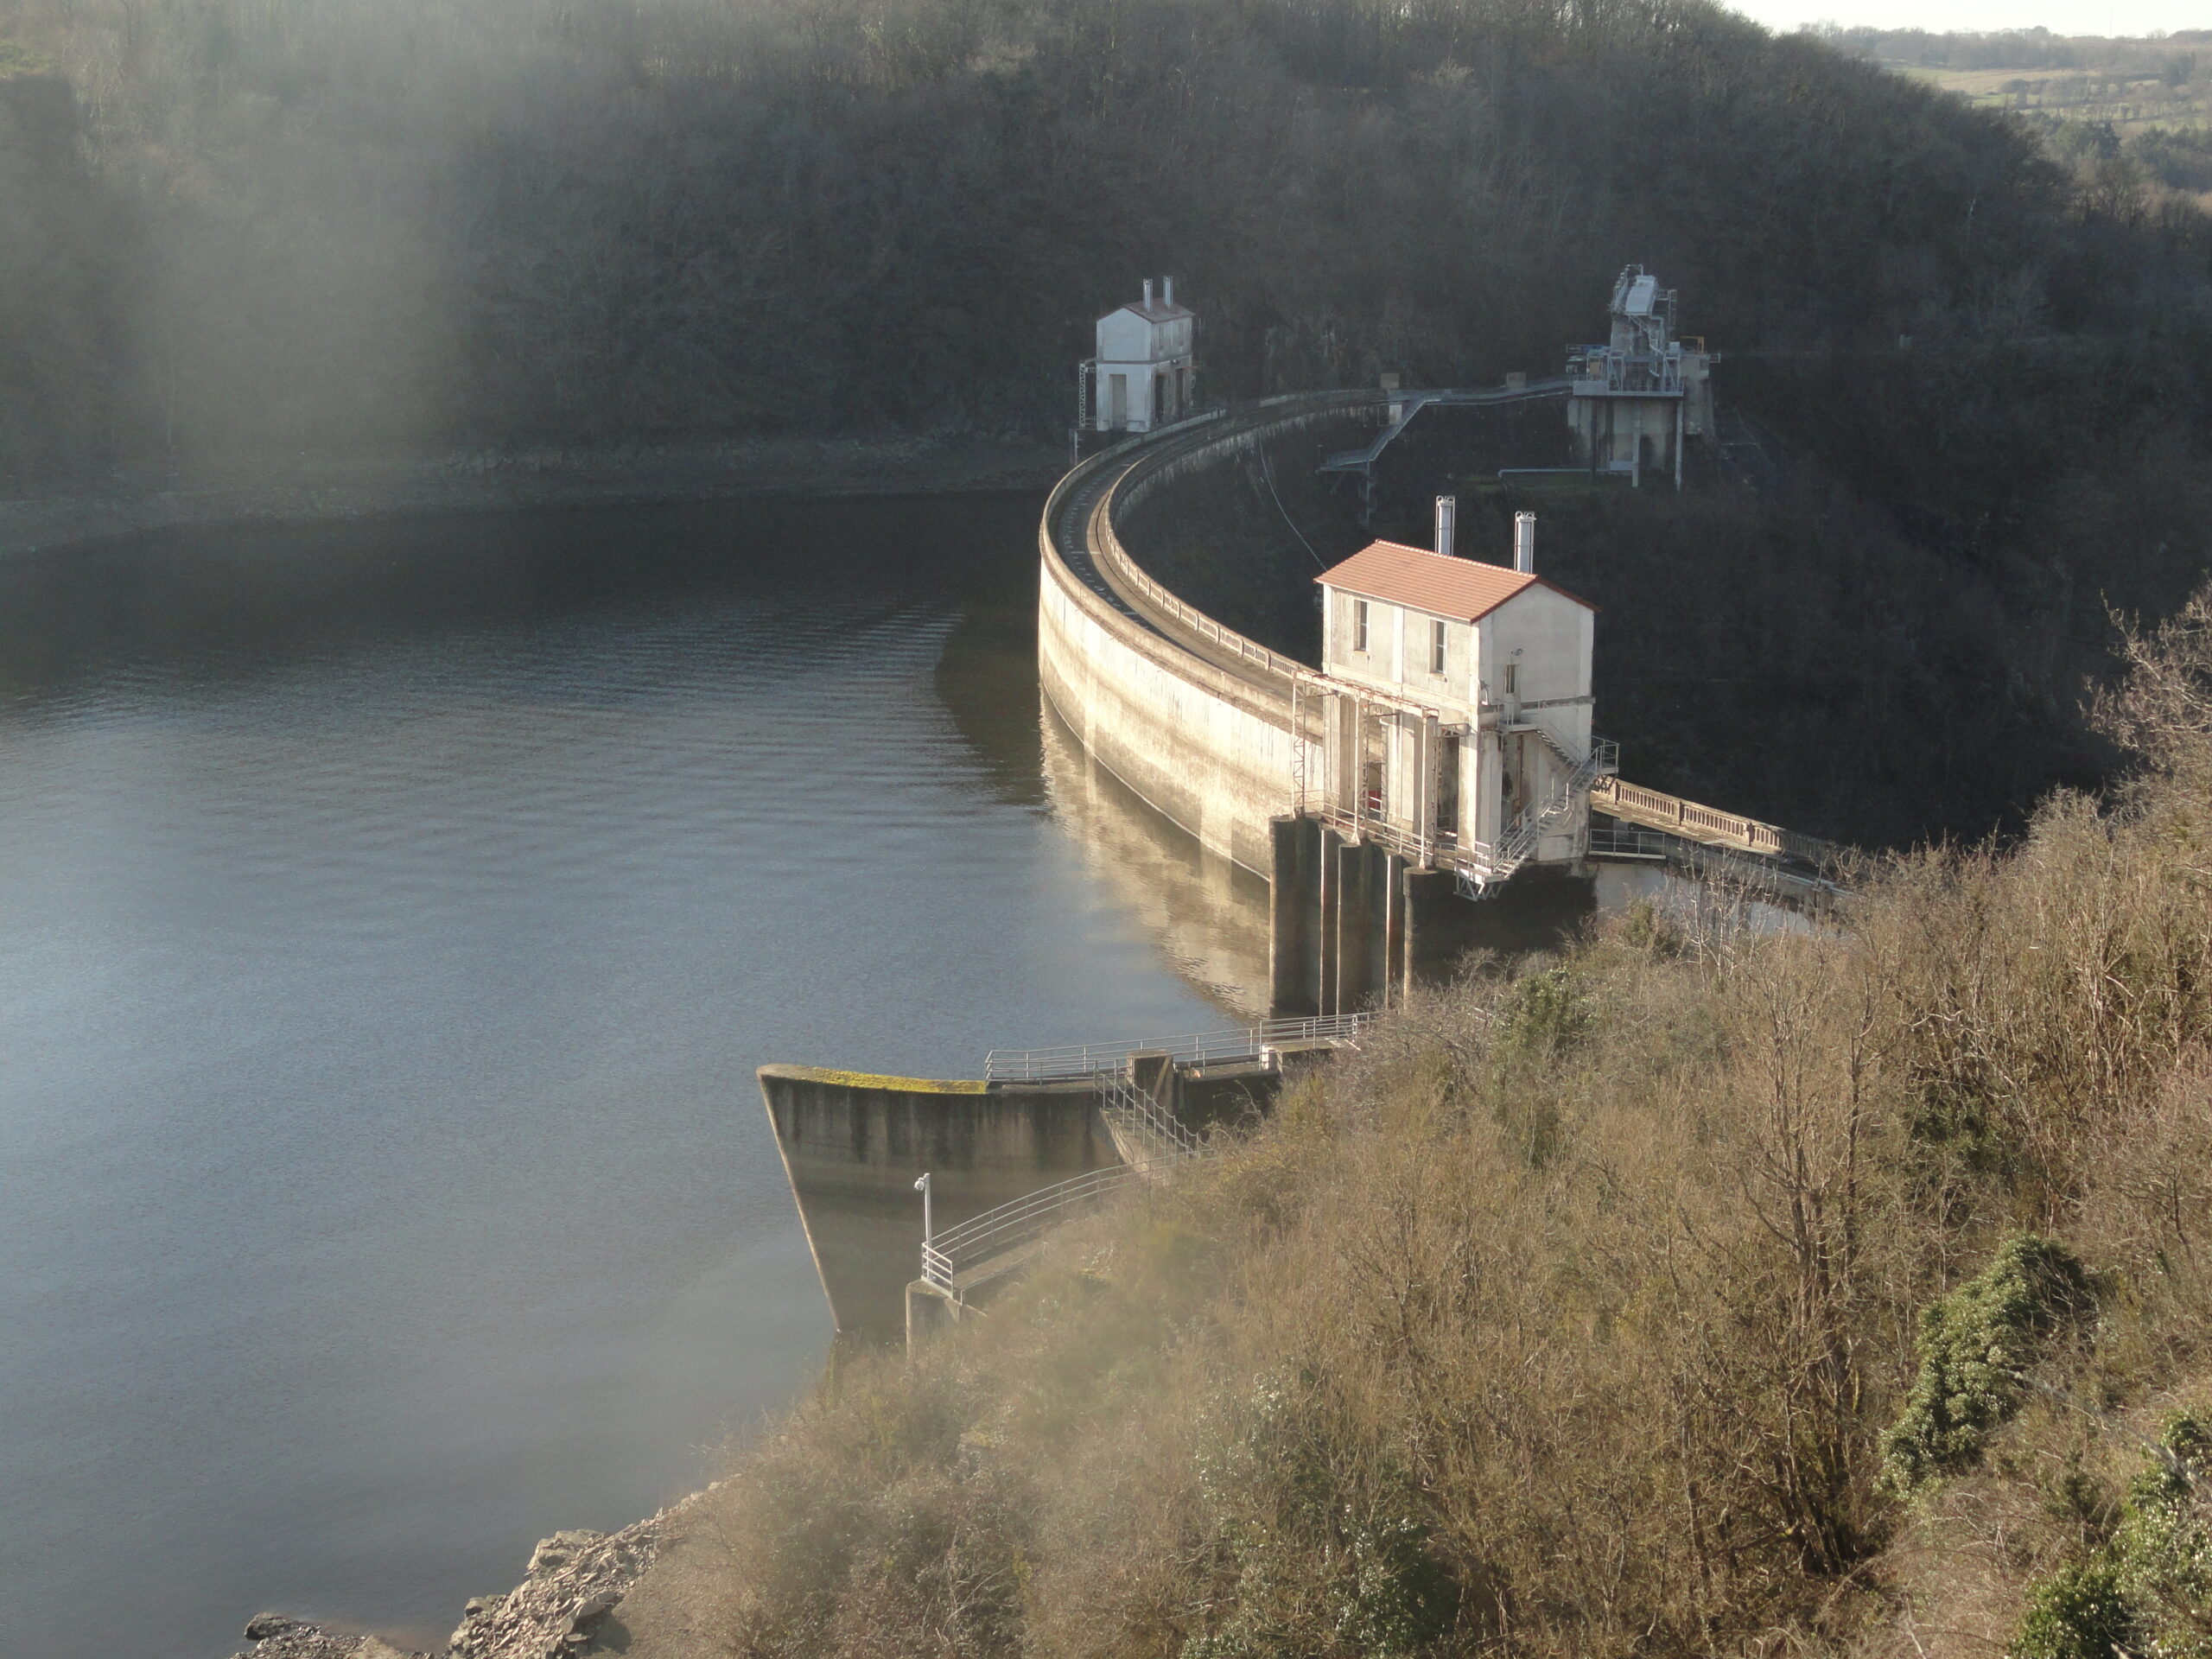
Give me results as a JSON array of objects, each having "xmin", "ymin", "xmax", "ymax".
[{"xmin": 1725, "ymin": 0, "xmax": 2210, "ymax": 35}]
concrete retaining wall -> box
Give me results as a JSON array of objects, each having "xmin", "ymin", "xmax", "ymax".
[
  {"xmin": 762, "ymin": 1060, "xmax": 1289, "ymax": 1341},
  {"xmin": 760, "ymin": 1065, "xmax": 1115, "ymax": 1340}
]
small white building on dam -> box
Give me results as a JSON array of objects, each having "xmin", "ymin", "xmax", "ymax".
[{"xmin": 1082, "ymin": 278, "xmax": 1195, "ymax": 435}]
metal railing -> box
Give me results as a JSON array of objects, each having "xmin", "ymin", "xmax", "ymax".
[
  {"xmin": 1316, "ymin": 734, "xmax": 1618, "ymax": 890},
  {"xmin": 1497, "ymin": 737, "xmax": 1618, "ymax": 867},
  {"xmin": 1098, "ymin": 1074, "xmax": 1205, "ymax": 1161},
  {"xmin": 919, "ymin": 1076, "xmax": 1216, "ymax": 1298},
  {"xmin": 1586, "ymin": 822, "xmax": 1673, "ymax": 860},
  {"xmin": 1585, "ymin": 813, "xmax": 1853, "ymax": 910},
  {"xmin": 1072, "ymin": 389, "xmax": 1385, "ymax": 694},
  {"xmin": 1089, "ymin": 488, "xmax": 1310, "ymax": 688},
  {"xmin": 919, "ymin": 1161, "xmax": 1157, "ymax": 1296},
  {"xmin": 983, "ymin": 1014, "xmax": 1373, "ymax": 1083}
]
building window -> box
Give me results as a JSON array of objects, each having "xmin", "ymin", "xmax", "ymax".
[
  {"xmin": 1353, "ymin": 599, "xmax": 1369, "ymax": 653},
  {"xmin": 1503, "ymin": 664, "xmax": 1518, "ymax": 696},
  {"xmin": 1430, "ymin": 619, "xmax": 1447, "ymax": 674}
]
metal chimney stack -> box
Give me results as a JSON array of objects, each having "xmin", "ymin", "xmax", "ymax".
[
  {"xmin": 1142, "ymin": 278, "xmax": 1154, "ymax": 308},
  {"xmin": 1434, "ymin": 495, "xmax": 1456, "ymax": 560},
  {"xmin": 1513, "ymin": 512, "xmax": 1535, "ymax": 574},
  {"xmin": 1163, "ymin": 275, "xmax": 1174, "ymax": 306}
]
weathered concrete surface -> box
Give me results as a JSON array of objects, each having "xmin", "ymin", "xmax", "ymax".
[
  {"xmin": 764, "ymin": 1058, "xmax": 1290, "ymax": 1341},
  {"xmin": 1036, "ymin": 404, "xmax": 1371, "ymax": 880},
  {"xmin": 760, "ymin": 1065, "xmax": 1118, "ymax": 1341},
  {"xmin": 1038, "ymin": 530, "xmax": 1300, "ymax": 878}
]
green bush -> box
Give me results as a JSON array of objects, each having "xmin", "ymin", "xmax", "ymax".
[
  {"xmin": 1881, "ymin": 1234, "xmax": 2095, "ymax": 1491},
  {"xmin": 2012, "ymin": 1561, "xmax": 2139, "ymax": 1659},
  {"xmin": 1494, "ymin": 967, "xmax": 1592, "ymax": 1061},
  {"xmin": 2114, "ymin": 1414, "xmax": 2212, "ymax": 1659},
  {"xmin": 2010, "ymin": 1414, "xmax": 2211, "ymax": 1659}
]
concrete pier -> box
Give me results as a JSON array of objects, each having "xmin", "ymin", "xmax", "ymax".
[
  {"xmin": 1268, "ymin": 814, "xmax": 1594, "ymax": 1011},
  {"xmin": 760, "ymin": 1066, "xmax": 1115, "ymax": 1340},
  {"xmin": 764, "ymin": 1058, "xmax": 1293, "ymax": 1342}
]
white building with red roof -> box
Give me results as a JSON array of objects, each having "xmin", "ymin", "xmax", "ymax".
[{"xmin": 1313, "ymin": 510, "xmax": 1597, "ymax": 871}]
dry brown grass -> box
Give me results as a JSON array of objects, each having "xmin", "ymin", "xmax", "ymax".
[{"xmin": 680, "ymin": 588, "xmax": 2212, "ymax": 1659}]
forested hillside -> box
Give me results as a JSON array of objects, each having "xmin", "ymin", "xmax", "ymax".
[{"xmin": 2, "ymin": 0, "xmax": 2208, "ymax": 492}]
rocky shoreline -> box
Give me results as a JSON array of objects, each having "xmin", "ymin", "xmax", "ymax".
[
  {"xmin": 231, "ymin": 1510, "xmax": 668, "ymax": 1659},
  {"xmin": 0, "ymin": 434, "xmax": 1065, "ymax": 561}
]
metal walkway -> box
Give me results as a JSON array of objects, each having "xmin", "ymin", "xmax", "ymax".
[
  {"xmin": 983, "ymin": 1012, "xmax": 1373, "ymax": 1082},
  {"xmin": 1318, "ymin": 379, "xmax": 1571, "ymax": 477}
]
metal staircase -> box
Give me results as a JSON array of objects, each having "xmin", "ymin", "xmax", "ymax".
[
  {"xmin": 1097, "ymin": 1075, "xmax": 1204, "ymax": 1170},
  {"xmin": 1459, "ymin": 736, "xmax": 1617, "ymax": 898},
  {"xmin": 918, "ymin": 1077, "xmax": 1207, "ymax": 1306}
]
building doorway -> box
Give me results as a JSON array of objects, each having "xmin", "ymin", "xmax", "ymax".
[
  {"xmin": 1361, "ymin": 757, "xmax": 1386, "ymax": 819},
  {"xmin": 1504, "ymin": 733, "xmax": 1535, "ymax": 831},
  {"xmin": 1436, "ymin": 733, "xmax": 1461, "ymax": 840}
]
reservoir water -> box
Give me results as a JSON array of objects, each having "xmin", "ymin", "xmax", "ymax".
[{"xmin": 0, "ymin": 495, "xmax": 1246, "ymax": 1659}]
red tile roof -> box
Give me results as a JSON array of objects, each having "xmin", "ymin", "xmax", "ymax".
[{"xmin": 1314, "ymin": 541, "xmax": 1593, "ymax": 620}]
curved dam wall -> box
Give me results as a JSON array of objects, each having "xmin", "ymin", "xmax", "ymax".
[
  {"xmin": 1036, "ymin": 575, "xmax": 1293, "ymax": 875},
  {"xmin": 1037, "ymin": 395, "xmax": 1371, "ymax": 877}
]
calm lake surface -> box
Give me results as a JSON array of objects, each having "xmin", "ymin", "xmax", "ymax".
[{"xmin": 0, "ymin": 495, "xmax": 1243, "ymax": 1659}]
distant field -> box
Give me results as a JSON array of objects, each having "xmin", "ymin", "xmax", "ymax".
[{"xmin": 1879, "ymin": 53, "xmax": 2208, "ymax": 137}]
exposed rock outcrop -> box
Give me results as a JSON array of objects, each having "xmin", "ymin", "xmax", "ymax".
[
  {"xmin": 448, "ymin": 1514, "xmax": 664, "ymax": 1659},
  {"xmin": 231, "ymin": 1510, "xmax": 664, "ymax": 1659},
  {"xmin": 229, "ymin": 1613, "xmax": 427, "ymax": 1659}
]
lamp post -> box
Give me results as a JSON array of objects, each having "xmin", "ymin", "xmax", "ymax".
[{"xmin": 914, "ymin": 1171, "xmax": 932, "ymax": 1247}]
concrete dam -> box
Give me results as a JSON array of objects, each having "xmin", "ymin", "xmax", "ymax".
[
  {"xmin": 1037, "ymin": 386, "xmax": 1838, "ymax": 1014},
  {"xmin": 767, "ymin": 281, "xmax": 1848, "ymax": 1344}
]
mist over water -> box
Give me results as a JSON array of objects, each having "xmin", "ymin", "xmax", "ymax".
[{"xmin": 0, "ymin": 494, "xmax": 1235, "ymax": 1659}]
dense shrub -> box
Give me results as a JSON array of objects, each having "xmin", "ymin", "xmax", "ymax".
[
  {"xmin": 2012, "ymin": 1562, "xmax": 2138, "ymax": 1659},
  {"xmin": 2113, "ymin": 1416, "xmax": 2212, "ymax": 1659},
  {"xmin": 1882, "ymin": 1235, "xmax": 2096, "ymax": 1492},
  {"xmin": 2006, "ymin": 1414, "xmax": 2212, "ymax": 1659}
]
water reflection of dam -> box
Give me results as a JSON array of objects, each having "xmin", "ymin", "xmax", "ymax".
[{"xmin": 1039, "ymin": 695, "xmax": 1274, "ymax": 1020}]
